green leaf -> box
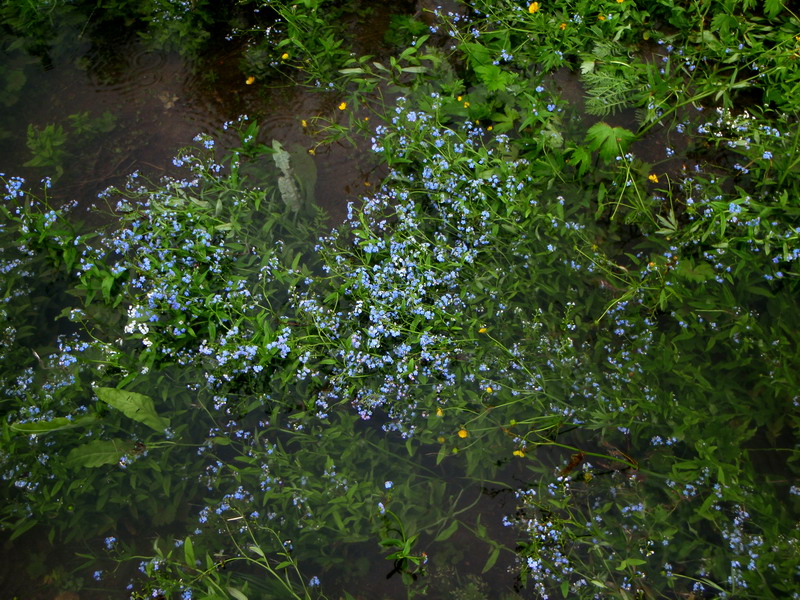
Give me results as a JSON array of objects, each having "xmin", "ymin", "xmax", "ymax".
[
  {"xmin": 95, "ymin": 387, "xmax": 170, "ymax": 432},
  {"xmin": 11, "ymin": 414, "xmax": 96, "ymax": 435},
  {"xmin": 434, "ymin": 520, "xmax": 459, "ymax": 542},
  {"xmin": 481, "ymin": 547, "xmax": 500, "ymax": 573},
  {"xmin": 474, "ymin": 65, "xmax": 515, "ymax": 92},
  {"xmin": 67, "ymin": 439, "xmax": 132, "ymax": 468},
  {"xmin": 585, "ymin": 122, "xmax": 636, "ymax": 162},
  {"xmin": 764, "ymin": 0, "xmax": 783, "ymax": 18},
  {"xmin": 184, "ymin": 537, "xmax": 196, "ymax": 566},
  {"xmin": 227, "ymin": 587, "xmax": 249, "ymax": 600}
]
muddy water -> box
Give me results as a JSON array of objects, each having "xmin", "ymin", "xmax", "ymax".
[
  {"xmin": 0, "ymin": 27, "xmax": 381, "ymax": 227},
  {"xmin": 0, "ymin": 11, "xmax": 393, "ymax": 600}
]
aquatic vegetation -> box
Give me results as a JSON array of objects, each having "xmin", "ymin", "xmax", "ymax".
[{"xmin": 1, "ymin": 0, "xmax": 800, "ymax": 598}]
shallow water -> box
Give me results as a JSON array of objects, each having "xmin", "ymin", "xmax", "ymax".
[{"xmin": 0, "ymin": 5, "xmax": 526, "ymax": 599}]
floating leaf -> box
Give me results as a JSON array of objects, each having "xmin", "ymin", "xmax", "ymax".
[{"xmin": 95, "ymin": 387, "xmax": 170, "ymax": 432}]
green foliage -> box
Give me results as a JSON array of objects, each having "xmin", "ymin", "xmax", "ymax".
[
  {"xmin": 2, "ymin": 0, "xmax": 800, "ymax": 599},
  {"xmin": 585, "ymin": 122, "xmax": 636, "ymax": 162}
]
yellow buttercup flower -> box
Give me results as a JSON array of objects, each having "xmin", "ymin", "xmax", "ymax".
[
  {"xmin": 513, "ymin": 450, "xmax": 526, "ymax": 458},
  {"xmin": 245, "ymin": 76, "xmax": 255, "ymax": 85},
  {"xmin": 463, "ymin": 101, "xmax": 470, "ymax": 108},
  {"xmin": 478, "ymin": 327, "xmax": 487, "ymax": 333},
  {"xmin": 486, "ymin": 386, "xmax": 493, "ymax": 393},
  {"xmin": 457, "ymin": 429, "xmax": 468, "ymax": 439},
  {"xmin": 559, "ymin": 22, "xmax": 567, "ymax": 30},
  {"xmin": 598, "ymin": 14, "xmax": 606, "ymax": 21},
  {"xmin": 648, "ymin": 173, "xmax": 659, "ymax": 183},
  {"xmin": 487, "ymin": 125, "xmax": 493, "ymax": 131},
  {"xmin": 436, "ymin": 407, "xmax": 444, "ymax": 416},
  {"xmin": 281, "ymin": 52, "xmax": 289, "ymax": 60},
  {"xmin": 529, "ymin": 2, "xmax": 540, "ymax": 13},
  {"xmin": 437, "ymin": 436, "xmax": 446, "ymax": 444},
  {"xmin": 338, "ymin": 101, "xmax": 347, "ymax": 110},
  {"xmin": 301, "ymin": 119, "xmax": 308, "ymax": 128}
]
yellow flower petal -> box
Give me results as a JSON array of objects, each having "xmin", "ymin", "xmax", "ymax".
[
  {"xmin": 436, "ymin": 407, "xmax": 444, "ymax": 416},
  {"xmin": 478, "ymin": 327, "xmax": 487, "ymax": 333},
  {"xmin": 529, "ymin": 2, "xmax": 540, "ymax": 13},
  {"xmin": 559, "ymin": 22, "xmax": 567, "ymax": 30},
  {"xmin": 486, "ymin": 386, "xmax": 493, "ymax": 393},
  {"xmin": 513, "ymin": 450, "xmax": 526, "ymax": 458},
  {"xmin": 338, "ymin": 101, "xmax": 347, "ymax": 111},
  {"xmin": 281, "ymin": 52, "xmax": 289, "ymax": 60},
  {"xmin": 457, "ymin": 429, "xmax": 468, "ymax": 439},
  {"xmin": 245, "ymin": 76, "xmax": 255, "ymax": 85},
  {"xmin": 648, "ymin": 173, "xmax": 659, "ymax": 183},
  {"xmin": 301, "ymin": 119, "xmax": 308, "ymax": 128}
]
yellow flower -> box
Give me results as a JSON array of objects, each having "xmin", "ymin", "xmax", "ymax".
[
  {"xmin": 648, "ymin": 173, "xmax": 659, "ymax": 183},
  {"xmin": 436, "ymin": 407, "xmax": 444, "ymax": 416},
  {"xmin": 617, "ymin": 0, "xmax": 624, "ymax": 3},
  {"xmin": 437, "ymin": 436, "xmax": 446, "ymax": 444},
  {"xmin": 513, "ymin": 449, "xmax": 526, "ymax": 458},
  {"xmin": 487, "ymin": 125, "xmax": 493, "ymax": 131},
  {"xmin": 559, "ymin": 22, "xmax": 567, "ymax": 30},
  {"xmin": 457, "ymin": 429, "xmax": 468, "ymax": 439},
  {"xmin": 308, "ymin": 148, "xmax": 316, "ymax": 156},
  {"xmin": 463, "ymin": 101, "xmax": 470, "ymax": 108},
  {"xmin": 281, "ymin": 52, "xmax": 289, "ymax": 60},
  {"xmin": 486, "ymin": 386, "xmax": 493, "ymax": 393},
  {"xmin": 364, "ymin": 116, "xmax": 369, "ymax": 121},
  {"xmin": 529, "ymin": 2, "xmax": 540, "ymax": 13},
  {"xmin": 301, "ymin": 119, "xmax": 308, "ymax": 128},
  {"xmin": 457, "ymin": 95, "xmax": 463, "ymax": 102},
  {"xmin": 245, "ymin": 76, "xmax": 255, "ymax": 85},
  {"xmin": 338, "ymin": 101, "xmax": 347, "ymax": 111},
  {"xmin": 478, "ymin": 327, "xmax": 487, "ymax": 333},
  {"xmin": 598, "ymin": 14, "xmax": 606, "ymax": 21}
]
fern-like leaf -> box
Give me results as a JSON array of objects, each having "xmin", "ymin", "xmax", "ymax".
[{"xmin": 582, "ymin": 69, "xmax": 638, "ymax": 117}]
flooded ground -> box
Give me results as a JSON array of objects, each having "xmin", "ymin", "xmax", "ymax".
[{"xmin": 0, "ymin": 4, "xmax": 527, "ymax": 599}]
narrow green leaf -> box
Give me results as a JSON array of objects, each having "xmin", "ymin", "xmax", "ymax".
[
  {"xmin": 434, "ymin": 520, "xmax": 458, "ymax": 542},
  {"xmin": 227, "ymin": 587, "xmax": 249, "ymax": 600},
  {"xmin": 481, "ymin": 547, "xmax": 500, "ymax": 573},
  {"xmin": 184, "ymin": 537, "xmax": 195, "ymax": 566},
  {"xmin": 11, "ymin": 415, "xmax": 95, "ymax": 435}
]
